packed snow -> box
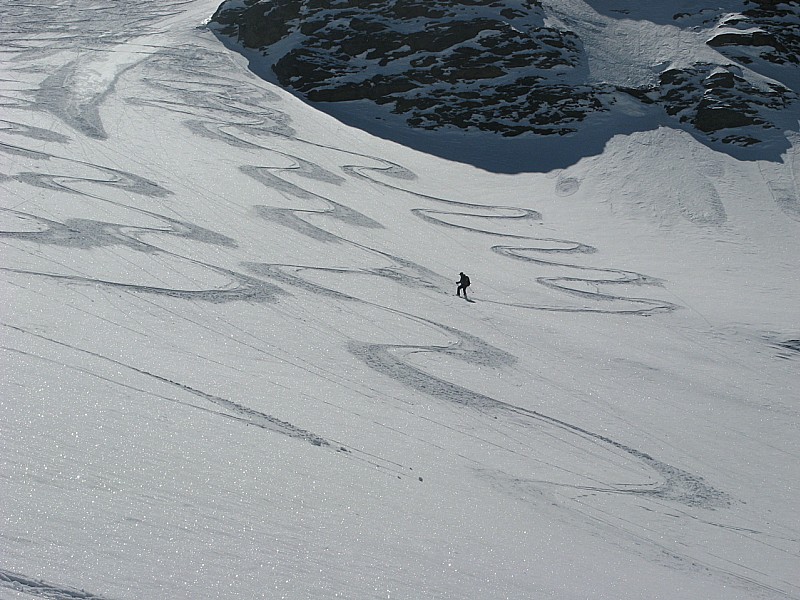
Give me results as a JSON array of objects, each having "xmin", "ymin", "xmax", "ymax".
[{"xmin": 1, "ymin": 1, "xmax": 798, "ymax": 599}]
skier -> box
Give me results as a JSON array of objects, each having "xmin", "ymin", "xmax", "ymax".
[{"xmin": 456, "ymin": 272, "xmax": 471, "ymax": 299}]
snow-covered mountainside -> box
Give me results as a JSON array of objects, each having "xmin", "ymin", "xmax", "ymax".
[
  {"xmin": 211, "ymin": 0, "xmax": 799, "ymax": 164},
  {"xmin": 1, "ymin": 0, "xmax": 799, "ymax": 599}
]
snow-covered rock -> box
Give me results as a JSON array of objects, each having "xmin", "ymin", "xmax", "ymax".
[{"xmin": 210, "ymin": 0, "xmax": 798, "ymax": 151}]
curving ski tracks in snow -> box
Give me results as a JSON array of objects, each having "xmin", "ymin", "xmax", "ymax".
[
  {"xmin": 3, "ymin": 5, "xmax": 797, "ymax": 598},
  {"xmin": 238, "ymin": 259, "xmax": 725, "ymax": 510},
  {"xmin": 0, "ymin": 29, "xmax": 717, "ymax": 509},
  {"xmin": 344, "ymin": 159, "xmax": 677, "ymax": 314}
]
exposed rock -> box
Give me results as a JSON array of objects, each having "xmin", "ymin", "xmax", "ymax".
[
  {"xmin": 640, "ymin": 64, "xmax": 794, "ymax": 135},
  {"xmin": 707, "ymin": 2, "xmax": 800, "ymax": 66},
  {"xmin": 210, "ymin": 0, "xmax": 603, "ymax": 137},
  {"xmin": 695, "ymin": 104, "xmax": 757, "ymax": 132},
  {"xmin": 210, "ymin": 0, "xmax": 798, "ymax": 148},
  {"xmin": 708, "ymin": 31, "xmax": 787, "ymax": 54}
]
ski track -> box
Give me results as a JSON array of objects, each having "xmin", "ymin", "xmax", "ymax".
[
  {"xmin": 760, "ymin": 142, "xmax": 800, "ymax": 222},
  {"xmin": 343, "ymin": 160, "xmax": 678, "ymax": 314},
  {"xmin": 242, "ymin": 265, "xmax": 724, "ymax": 511},
  {"xmin": 347, "ymin": 334, "xmax": 728, "ymax": 510},
  {"xmin": 1, "ymin": 37, "xmax": 674, "ymax": 313},
  {"xmin": 2, "ymin": 323, "xmax": 331, "ymax": 450},
  {"xmin": 3, "ymin": 6, "xmax": 796, "ymax": 598},
  {"xmin": 0, "ymin": 21, "xmax": 719, "ymax": 515},
  {"xmin": 0, "ymin": 568, "xmax": 114, "ymax": 600},
  {"xmin": 2, "ymin": 334, "xmax": 415, "ymax": 484}
]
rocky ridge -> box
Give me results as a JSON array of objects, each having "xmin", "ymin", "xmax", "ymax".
[{"xmin": 210, "ymin": 0, "xmax": 798, "ymax": 149}]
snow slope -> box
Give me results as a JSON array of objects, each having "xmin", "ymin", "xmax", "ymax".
[{"xmin": 1, "ymin": 1, "xmax": 798, "ymax": 599}]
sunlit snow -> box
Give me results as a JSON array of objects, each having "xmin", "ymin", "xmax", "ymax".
[{"xmin": 1, "ymin": 1, "xmax": 798, "ymax": 599}]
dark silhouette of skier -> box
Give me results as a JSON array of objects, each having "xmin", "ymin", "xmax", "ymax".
[{"xmin": 456, "ymin": 272, "xmax": 471, "ymax": 299}]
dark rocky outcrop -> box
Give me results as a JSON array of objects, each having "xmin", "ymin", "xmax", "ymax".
[
  {"xmin": 641, "ymin": 64, "xmax": 794, "ymax": 136},
  {"xmin": 210, "ymin": 0, "xmax": 604, "ymax": 137},
  {"xmin": 705, "ymin": 2, "xmax": 799, "ymax": 71},
  {"xmin": 210, "ymin": 0, "xmax": 798, "ymax": 149}
]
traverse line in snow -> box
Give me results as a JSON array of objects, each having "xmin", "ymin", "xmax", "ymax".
[{"xmin": 0, "ymin": 568, "xmax": 115, "ymax": 600}]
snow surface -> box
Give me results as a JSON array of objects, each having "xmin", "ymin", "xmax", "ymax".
[{"xmin": 1, "ymin": 1, "xmax": 799, "ymax": 599}]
